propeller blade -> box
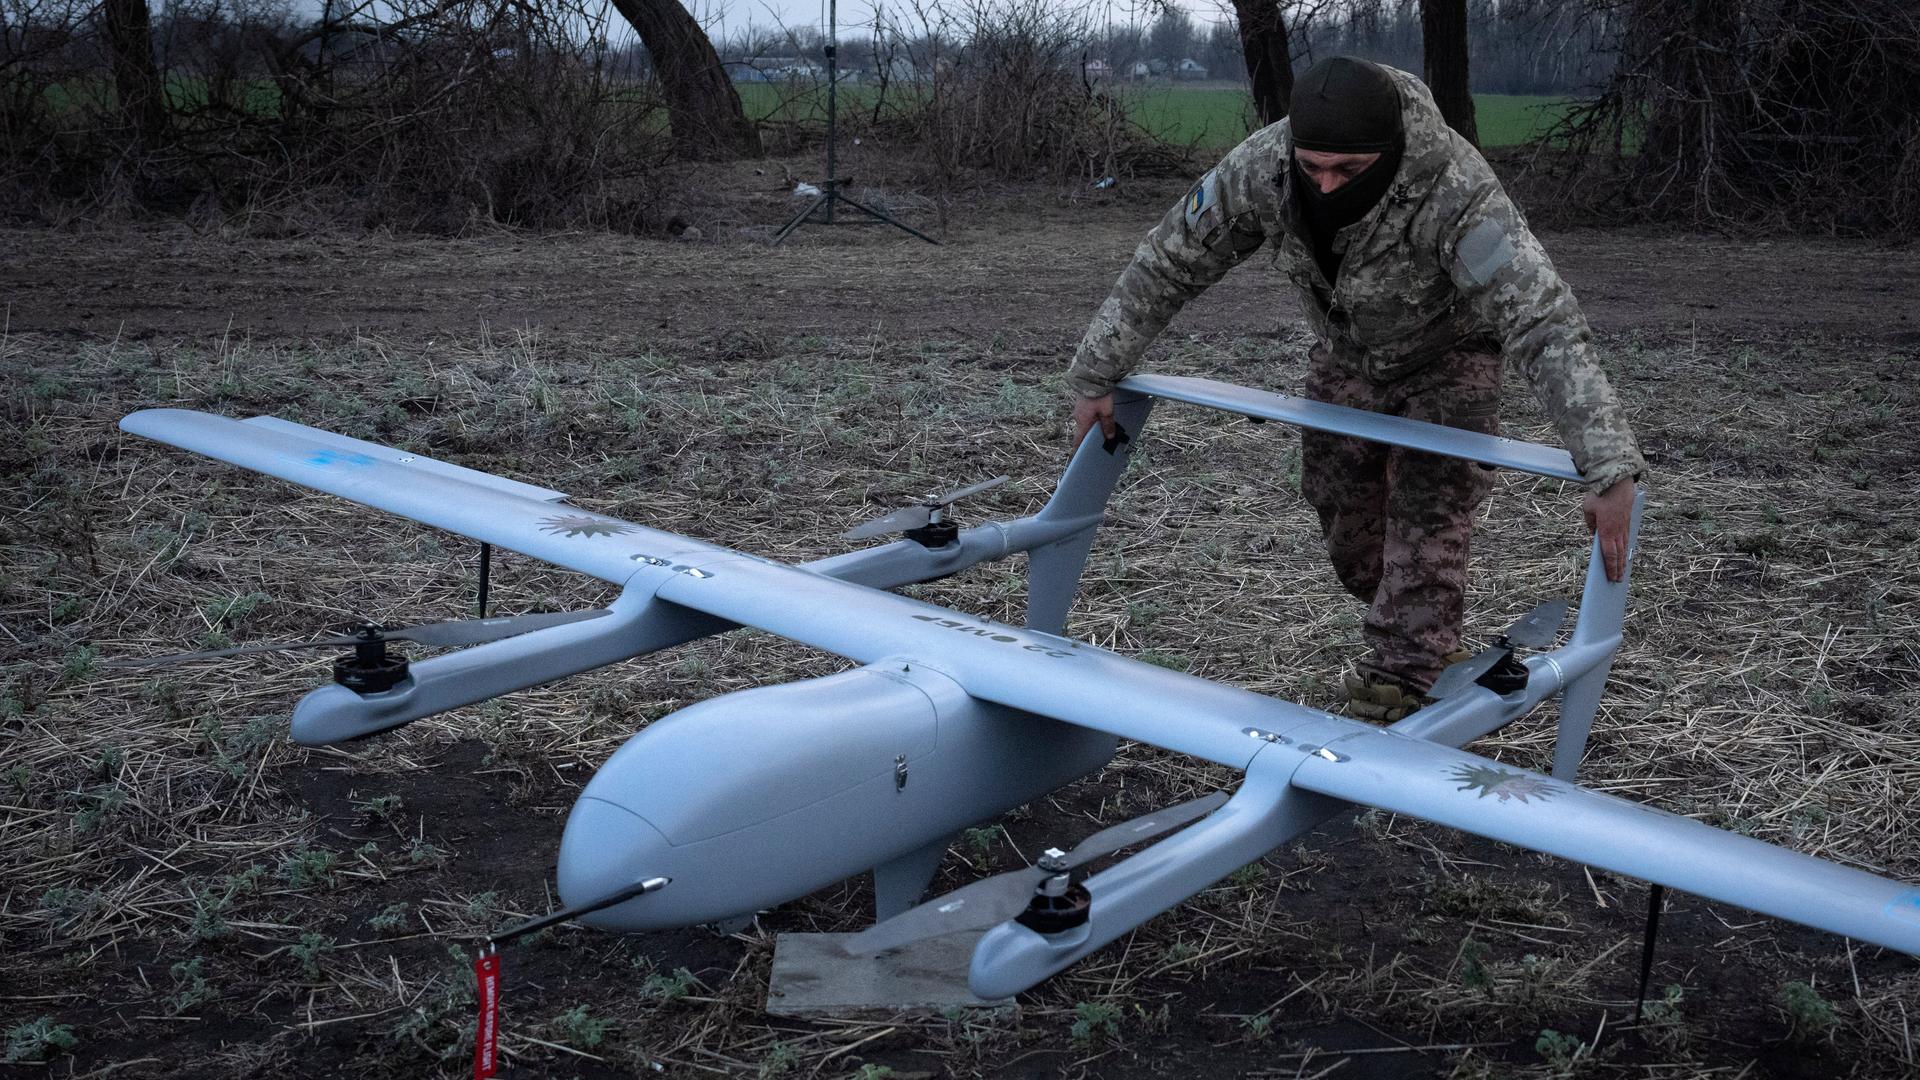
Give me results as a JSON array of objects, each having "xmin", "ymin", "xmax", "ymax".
[
  {"xmin": 842, "ymin": 504, "xmax": 934, "ymax": 541},
  {"xmin": 931, "ymin": 474, "xmax": 1009, "ymax": 507},
  {"xmin": 1053, "ymin": 791, "xmax": 1231, "ymax": 869},
  {"xmin": 384, "ymin": 608, "xmax": 611, "ymax": 648},
  {"xmin": 842, "ymin": 475, "xmax": 1011, "ymax": 541},
  {"xmin": 843, "ymin": 791, "xmax": 1230, "ymax": 956},
  {"xmin": 842, "ymin": 868, "xmax": 1049, "ymax": 956},
  {"xmin": 1427, "ymin": 600, "xmax": 1570, "ymax": 699},
  {"xmin": 103, "ymin": 635, "xmax": 363, "ymax": 667},
  {"xmin": 1427, "ymin": 649, "xmax": 1507, "ymax": 700},
  {"xmin": 1503, "ymin": 598, "xmax": 1570, "ymax": 650}
]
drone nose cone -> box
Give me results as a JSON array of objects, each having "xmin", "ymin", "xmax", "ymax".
[{"xmin": 556, "ymin": 796, "xmax": 672, "ymax": 930}]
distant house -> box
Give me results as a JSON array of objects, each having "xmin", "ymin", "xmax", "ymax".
[
  {"xmin": 733, "ymin": 56, "xmax": 826, "ymax": 83},
  {"xmin": 1128, "ymin": 60, "xmax": 1152, "ymax": 81},
  {"xmin": 874, "ymin": 56, "xmax": 952, "ymax": 82},
  {"xmin": 1175, "ymin": 58, "xmax": 1209, "ymax": 80},
  {"xmin": 1083, "ymin": 58, "xmax": 1111, "ymax": 81},
  {"xmin": 874, "ymin": 58, "xmax": 924, "ymax": 83}
]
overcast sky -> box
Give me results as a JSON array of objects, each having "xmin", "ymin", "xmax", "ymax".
[{"xmin": 685, "ymin": 0, "xmax": 1238, "ymax": 40}]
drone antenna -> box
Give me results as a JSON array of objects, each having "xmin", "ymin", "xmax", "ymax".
[
  {"xmin": 471, "ymin": 876, "xmax": 669, "ymax": 1080},
  {"xmin": 1632, "ymin": 883, "xmax": 1668, "ymax": 1020},
  {"xmin": 487, "ymin": 876, "xmax": 671, "ymax": 948}
]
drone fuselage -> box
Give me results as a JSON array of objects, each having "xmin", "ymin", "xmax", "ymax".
[{"xmin": 556, "ymin": 659, "xmax": 1114, "ymax": 929}]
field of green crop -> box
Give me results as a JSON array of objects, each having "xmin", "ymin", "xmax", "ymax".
[
  {"xmin": 1124, "ymin": 86, "xmax": 1572, "ymax": 150},
  {"xmin": 736, "ymin": 80, "xmax": 1572, "ymax": 152},
  {"xmin": 1472, "ymin": 93, "xmax": 1577, "ymax": 146}
]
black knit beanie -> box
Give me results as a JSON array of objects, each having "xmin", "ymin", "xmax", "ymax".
[{"xmin": 1289, "ymin": 57, "xmax": 1403, "ymax": 154}]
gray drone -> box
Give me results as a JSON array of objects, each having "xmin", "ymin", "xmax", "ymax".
[{"xmin": 114, "ymin": 373, "xmax": 1920, "ymax": 1003}]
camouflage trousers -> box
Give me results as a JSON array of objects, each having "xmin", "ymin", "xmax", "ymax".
[{"xmin": 1300, "ymin": 343, "xmax": 1501, "ymax": 688}]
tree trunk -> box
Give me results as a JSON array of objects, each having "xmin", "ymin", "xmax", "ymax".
[
  {"xmin": 1420, "ymin": 0, "xmax": 1478, "ymax": 146},
  {"xmin": 1230, "ymin": 0, "xmax": 1293, "ymax": 126},
  {"xmin": 101, "ymin": 0, "xmax": 166, "ymax": 141},
  {"xmin": 606, "ymin": 0, "xmax": 760, "ymax": 160}
]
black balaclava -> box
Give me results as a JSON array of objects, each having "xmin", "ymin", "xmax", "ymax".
[{"xmin": 1288, "ymin": 56, "xmax": 1404, "ymax": 284}]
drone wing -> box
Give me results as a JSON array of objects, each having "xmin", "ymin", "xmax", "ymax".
[
  {"xmin": 648, "ymin": 553, "xmax": 1920, "ymax": 957},
  {"xmin": 121, "ymin": 410, "xmax": 720, "ymax": 585},
  {"xmin": 1293, "ymin": 727, "xmax": 1920, "ymax": 954},
  {"xmin": 125, "ymin": 410, "xmax": 1920, "ymax": 957}
]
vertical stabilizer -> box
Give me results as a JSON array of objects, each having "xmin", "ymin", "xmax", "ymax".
[
  {"xmin": 1553, "ymin": 488, "xmax": 1645, "ymax": 780},
  {"xmin": 1026, "ymin": 393, "xmax": 1154, "ymax": 635}
]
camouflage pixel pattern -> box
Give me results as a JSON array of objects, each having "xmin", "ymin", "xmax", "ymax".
[
  {"xmin": 1066, "ymin": 66, "xmax": 1646, "ymax": 494},
  {"xmin": 1302, "ymin": 344, "xmax": 1500, "ymax": 686}
]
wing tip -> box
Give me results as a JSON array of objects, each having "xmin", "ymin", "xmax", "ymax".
[{"xmin": 120, "ymin": 407, "xmax": 220, "ymax": 437}]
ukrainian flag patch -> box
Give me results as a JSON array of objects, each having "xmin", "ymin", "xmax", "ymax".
[{"xmin": 1184, "ymin": 170, "xmax": 1221, "ymax": 232}]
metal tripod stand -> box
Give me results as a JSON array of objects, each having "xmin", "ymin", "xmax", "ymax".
[{"xmin": 772, "ymin": 0, "xmax": 939, "ymax": 246}]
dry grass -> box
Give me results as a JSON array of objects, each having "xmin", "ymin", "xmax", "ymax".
[{"xmin": 1, "ymin": 318, "xmax": 1917, "ymax": 1078}]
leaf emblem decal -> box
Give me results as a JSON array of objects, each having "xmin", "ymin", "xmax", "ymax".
[
  {"xmin": 538, "ymin": 513, "xmax": 637, "ymax": 538},
  {"xmin": 1447, "ymin": 764, "xmax": 1559, "ymax": 805}
]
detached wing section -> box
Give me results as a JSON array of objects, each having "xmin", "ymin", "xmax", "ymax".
[
  {"xmin": 1121, "ymin": 374, "xmax": 1583, "ymax": 482},
  {"xmin": 121, "ymin": 409, "xmax": 688, "ymax": 584},
  {"xmin": 1295, "ymin": 727, "xmax": 1920, "ymax": 955}
]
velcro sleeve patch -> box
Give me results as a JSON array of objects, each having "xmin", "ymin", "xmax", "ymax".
[
  {"xmin": 1456, "ymin": 217, "xmax": 1517, "ymax": 286},
  {"xmin": 1184, "ymin": 170, "xmax": 1223, "ymax": 236}
]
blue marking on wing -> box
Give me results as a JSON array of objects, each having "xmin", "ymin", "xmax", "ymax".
[
  {"xmin": 303, "ymin": 448, "xmax": 376, "ymax": 469},
  {"xmin": 1885, "ymin": 890, "xmax": 1920, "ymax": 924}
]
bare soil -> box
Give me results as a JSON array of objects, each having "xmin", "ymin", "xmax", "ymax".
[
  {"xmin": 2, "ymin": 178, "xmax": 1918, "ymax": 1080},
  {"xmin": 3, "ymin": 178, "xmax": 1916, "ymax": 348}
]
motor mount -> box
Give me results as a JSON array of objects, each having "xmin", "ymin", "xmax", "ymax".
[
  {"xmin": 1016, "ymin": 874, "xmax": 1092, "ymax": 935},
  {"xmin": 904, "ymin": 520, "xmax": 960, "ymax": 548},
  {"xmin": 332, "ymin": 623, "xmax": 410, "ymax": 694}
]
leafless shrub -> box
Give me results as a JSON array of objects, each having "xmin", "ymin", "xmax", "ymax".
[
  {"xmin": 0, "ymin": 0, "xmax": 674, "ymax": 231},
  {"xmin": 853, "ymin": 0, "xmax": 1189, "ymax": 185},
  {"xmin": 1539, "ymin": 0, "xmax": 1920, "ymax": 237}
]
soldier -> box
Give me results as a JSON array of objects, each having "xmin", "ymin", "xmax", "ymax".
[{"xmin": 1066, "ymin": 57, "xmax": 1644, "ymax": 722}]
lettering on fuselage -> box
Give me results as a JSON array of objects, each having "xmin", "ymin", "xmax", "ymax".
[{"xmin": 909, "ymin": 614, "xmax": 1072, "ymax": 658}]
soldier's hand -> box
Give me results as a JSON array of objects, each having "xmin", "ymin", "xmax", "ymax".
[
  {"xmin": 1071, "ymin": 393, "xmax": 1117, "ymax": 451},
  {"xmin": 1582, "ymin": 478, "xmax": 1636, "ymax": 582}
]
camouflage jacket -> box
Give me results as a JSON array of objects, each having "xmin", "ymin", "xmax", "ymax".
[{"xmin": 1066, "ymin": 67, "xmax": 1646, "ymax": 494}]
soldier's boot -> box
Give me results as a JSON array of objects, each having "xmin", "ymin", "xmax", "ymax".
[
  {"xmin": 1344, "ymin": 651, "xmax": 1472, "ymax": 723},
  {"xmin": 1343, "ymin": 663, "xmax": 1431, "ymax": 723}
]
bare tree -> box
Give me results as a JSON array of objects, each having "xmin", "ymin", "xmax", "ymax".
[
  {"xmin": 1550, "ymin": 0, "xmax": 1920, "ymax": 235},
  {"xmin": 1146, "ymin": 5, "xmax": 1193, "ymax": 63},
  {"xmin": 1420, "ymin": 0, "xmax": 1476, "ymax": 144},
  {"xmin": 607, "ymin": 0, "xmax": 760, "ymax": 159},
  {"xmin": 102, "ymin": 0, "xmax": 167, "ymax": 139},
  {"xmin": 1229, "ymin": 0, "xmax": 1293, "ymax": 124}
]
